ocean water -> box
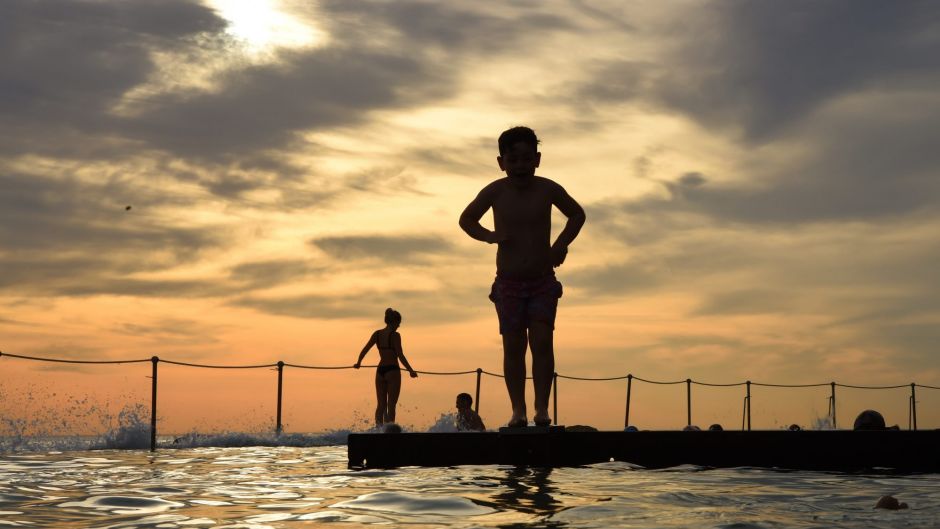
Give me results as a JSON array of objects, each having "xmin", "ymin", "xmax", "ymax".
[{"xmin": 2, "ymin": 422, "xmax": 939, "ymax": 529}]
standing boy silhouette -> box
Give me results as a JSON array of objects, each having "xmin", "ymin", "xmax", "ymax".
[{"xmin": 459, "ymin": 126, "xmax": 585, "ymax": 427}]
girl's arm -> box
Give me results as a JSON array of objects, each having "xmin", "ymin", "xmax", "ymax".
[
  {"xmin": 354, "ymin": 332, "xmax": 377, "ymax": 368},
  {"xmin": 394, "ymin": 332, "xmax": 418, "ymax": 377}
]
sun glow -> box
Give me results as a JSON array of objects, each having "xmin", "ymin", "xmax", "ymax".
[{"xmin": 207, "ymin": 0, "xmax": 326, "ymax": 54}]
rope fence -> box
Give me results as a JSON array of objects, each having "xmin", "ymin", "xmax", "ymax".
[{"xmin": 1, "ymin": 350, "xmax": 937, "ymax": 451}]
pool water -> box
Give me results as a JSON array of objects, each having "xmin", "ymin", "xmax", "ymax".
[{"xmin": 2, "ymin": 444, "xmax": 937, "ymax": 528}]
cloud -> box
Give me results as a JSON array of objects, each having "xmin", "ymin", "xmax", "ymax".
[
  {"xmin": 691, "ymin": 289, "xmax": 798, "ymax": 316},
  {"xmin": 578, "ymin": 0, "xmax": 940, "ymax": 143},
  {"xmin": 230, "ymin": 286, "xmax": 483, "ymax": 323},
  {"xmin": 228, "ymin": 260, "xmax": 324, "ymax": 289},
  {"xmin": 651, "ymin": 0, "xmax": 940, "ymax": 141},
  {"xmin": 0, "ymin": 0, "xmax": 583, "ymax": 215},
  {"xmin": 111, "ymin": 318, "xmax": 226, "ymax": 349},
  {"xmin": 587, "ymin": 89, "xmax": 940, "ymax": 227},
  {"xmin": 310, "ymin": 234, "xmax": 453, "ymax": 263},
  {"xmin": 122, "ymin": 0, "xmax": 575, "ymax": 163},
  {"xmin": 122, "ymin": 47, "xmax": 432, "ymax": 161},
  {"xmin": 316, "ymin": 0, "xmax": 574, "ymax": 53},
  {"xmin": 0, "ymin": 0, "xmax": 226, "ymax": 160},
  {"xmin": 571, "ymin": 2, "xmax": 940, "ymax": 228},
  {"xmin": 0, "ymin": 171, "xmax": 219, "ymax": 255},
  {"xmin": 565, "ymin": 262, "xmax": 665, "ymax": 298},
  {"xmin": 0, "ymin": 313, "xmax": 39, "ymax": 327},
  {"xmin": 0, "ymin": 167, "xmax": 231, "ymax": 298},
  {"xmin": 344, "ymin": 167, "xmax": 430, "ymax": 196}
]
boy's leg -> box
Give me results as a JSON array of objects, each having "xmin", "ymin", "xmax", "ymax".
[
  {"xmin": 528, "ymin": 321, "xmax": 554, "ymax": 423},
  {"xmin": 492, "ymin": 280, "xmax": 529, "ymax": 425},
  {"xmin": 527, "ymin": 278, "xmax": 562, "ymax": 424},
  {"xmin": 502, "ymin": 330, "xmax": 528, "ymax": 425}
]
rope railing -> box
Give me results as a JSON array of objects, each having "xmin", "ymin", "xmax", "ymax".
[
  {"xmin": 1, "ymin": 350, "xmax": 938, "ymax": 451},
  {"xmin": 0, "ymin": 351, "xmax": 151, "ymax": 364},
  {"xmin": 161, "ymin": 359, "xmax": 279, "ymax": 369},
  {"xmin": 749, "ymin": 381, "xmax": 831, "ymax": 388}
]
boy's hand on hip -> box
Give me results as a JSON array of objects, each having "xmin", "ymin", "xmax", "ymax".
[
  {"xmin": 485, "ymin": 230, "xmax": 507, "ymax": 244},
  {"xmin": 551, "ymin": 244, "xmax": 568, "ymax": 267}
]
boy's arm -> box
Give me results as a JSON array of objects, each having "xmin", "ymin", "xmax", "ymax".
[
  {"xmin": 394, "ymin": 333, "xmax": 418, "ymax": 377},
  {"xmin": 353, "ymin": 332, "xmax": 376, "ymax": 368},
  {"xmin": 550, "ymin": 182, "xmax": 586, "ymax": 267},
  {"xmin": 474, "ymin": 413, "xmax": 486, "ymax": 431},
  {"xmin": 459, "ymin": 183, "xmax": 503, "ymax": 244}
]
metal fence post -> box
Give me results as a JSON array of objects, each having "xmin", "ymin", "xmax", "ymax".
[
  {"xmin": 624, "ymin": 374, "xmax": 633, "ymax": 428},
  {"xmin": 475, "ymin": 368, "xmax": 482, "ymax": 414},
  {"xmin": 552, "ymin": 372, "xmax": 558, "ymax": 425},
  {"xmin": 150, "ymin": 356, "xmax": 159, "ymax": 452},
  {"xmin": 830, "ymin": 382, "xmax": 837, "ymax": 429},
  {"xmin": 746, "ymin": 380, "xmax": 752, "ymax": 431},
  {"xmin": 276, "ymin": 361, "xmax": 284, "ymax": 436},
  {"xmin": 910, "ymin": 383, "xmax": 917, "ymax": 431},
  {"xmin": 686, "ymin": 379, "xmax": 692, "ymax": 427}
]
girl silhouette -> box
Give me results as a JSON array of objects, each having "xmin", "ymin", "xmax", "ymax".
[{"xmin": 354, "ymin": 308, "xmax": 418, "ymax": 426}]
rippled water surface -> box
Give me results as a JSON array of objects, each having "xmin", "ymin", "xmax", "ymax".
[{"xmin": 2, "ymin": 446, "xmax": 938, "ymax": 528}]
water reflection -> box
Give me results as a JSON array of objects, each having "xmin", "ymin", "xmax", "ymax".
[{"xmin": 491, "ymin": 467, "xmax": 561, "ymax": 515}]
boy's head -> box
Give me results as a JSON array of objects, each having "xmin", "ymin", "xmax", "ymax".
[
  {"xmin": 497, "ymin": 126, "xmax": 541, "ymax": 183},
  {"xmin": 498, "ymin": 126, "xmax": 539, "ymax": 156},
  {"xmin": 456, "ymin": 393, "xmax": 473, "ymax": 410}
]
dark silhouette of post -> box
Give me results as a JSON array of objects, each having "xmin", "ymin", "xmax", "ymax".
[
  {"xmin": 686, "ymin": 379, "xmax": 692, "ymax": 427},
  {"xmin": 746, "ymin": 380, "xmax": 752, "ymax": 431},
  {"xmin": 474, "ymin": 368, "xmax": 482, "ymax": 414},
  {"xmin": 624, "ymin": 374, "xmax": 633, "ymax": 428},
  {"xmin": 910, "ymin": 383, "xmax": 917, "ymax": 431},
  {"xmin": 830, "ymin": 382, "xmax": 837, "ymax": 428},
  {"xmin": 150, "ymin": 356, "xmax": 159, "ymax": 452},
  {"xmin": 276, "ymin": 361, "xmax": 284, "ymax": 436},
  {"xmin": 552, "ymin": 372, "xmax": 558, "ymax": 425}
]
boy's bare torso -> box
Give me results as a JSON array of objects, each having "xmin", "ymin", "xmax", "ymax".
[
  {"xmin": 491, "ymin": 176, "xmax": 556, "ymax": 280},
  {"xmin": 463, "ymin": 174, "xmax": 582, "ymax": 281}
]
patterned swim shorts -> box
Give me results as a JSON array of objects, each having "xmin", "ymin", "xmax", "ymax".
[{"xmin": 489, "ymin": 274, "xmax": 563, "ymax": 334}]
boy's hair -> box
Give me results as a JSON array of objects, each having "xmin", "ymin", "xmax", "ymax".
[
  {"xmin": 456, "ymin": 392, "xmax": 473, "ymax": 405},
  {"xmin": 384, "ymin": 307, "xmax": 402, "ymax": 325},
  {"xmin": 498, "ymin": 126, "xmax": 539, "ymax": 155}
]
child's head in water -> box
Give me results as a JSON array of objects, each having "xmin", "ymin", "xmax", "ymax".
[
  {"xmin": 456, "ymin": 393, "xmax": 473, "ymax": 411},
  {"xmin": 384, "ymin": 308, "xmax": 402, "ymax": 329},
  {"xmin": 454, "ymin": 393, "xmax": 485, "ymax": 431}
]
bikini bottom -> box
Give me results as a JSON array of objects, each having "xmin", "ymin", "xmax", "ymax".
[{"xmin": 376, "ymin": 364, "xmax": 399, "ymax": 376}]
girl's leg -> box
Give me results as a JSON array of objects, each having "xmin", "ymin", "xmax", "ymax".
[
  {"xmin": 375, "ymin": 372, "xmax": 388, "ymax": 426},
  {"xmin": 385, "ymin": 370, "xmax": 402, "ymax": 423}
]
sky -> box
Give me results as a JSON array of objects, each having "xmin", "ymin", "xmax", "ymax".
[{"xmin": 2, "ymin": 0, "xmax": 939, "ymax": 434}]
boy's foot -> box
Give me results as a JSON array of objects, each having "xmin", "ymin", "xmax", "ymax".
[
  {"xmin": 533, "ymin": 415, "xmax": 551, "ymax": 427},
  {"xmin": 507, "ymin": 416, "xmax": 528, "ymax": 428}
]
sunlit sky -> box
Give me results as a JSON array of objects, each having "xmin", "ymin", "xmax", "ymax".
[{"xmin": 2, "ymin": 0, "xmax": 939, "ymax": 434}]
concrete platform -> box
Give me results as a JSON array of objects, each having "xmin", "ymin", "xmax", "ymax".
[{"xmin": 347, "ymin": 428, "xmax": 940, "ymax": 471}]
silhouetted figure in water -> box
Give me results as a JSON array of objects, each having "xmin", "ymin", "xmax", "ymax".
[
  {"xmin": 459, "ymin": 126, "xmax": 585, "ymax": 427},
  {"xmin": 455, "ymin": 393, "xmax": 486, "ymax": 431},
  {"xmin": 354, "ymin": 308, "xmax": 418, "ymax": 426},
  {"xmin": 853, "ymin": 409, "xmax": 900, "ymax": 430},
  {"xmin": 875, "ymin": 495, "xmax": 908, "ymax": 510}
]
